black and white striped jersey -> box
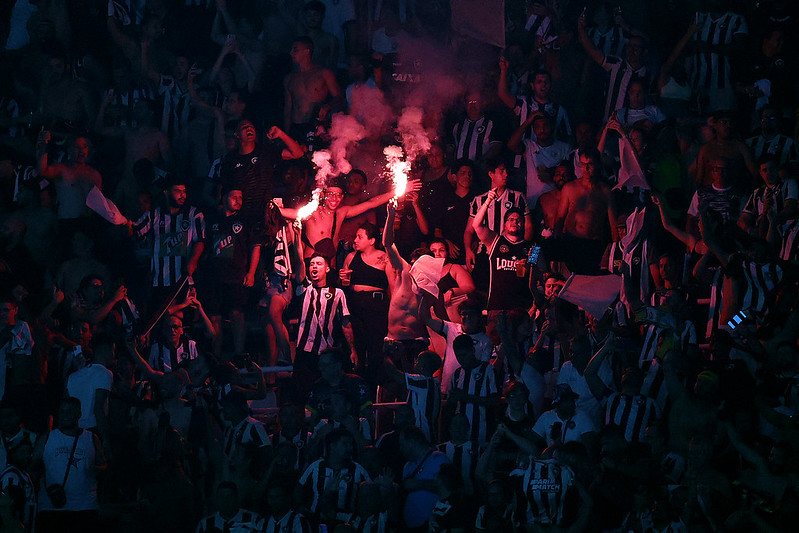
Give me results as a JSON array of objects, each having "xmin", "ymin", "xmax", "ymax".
[
  {"xmin": 515, "ymin": 459, "xmax": 575, "ymax": 526},
  {"xmin": 588, "ymin": 25, "xmax": 627, "ymax": 58},
  {"xmin": 148, "ymin": 337, "xmax": 199, "ymax": 373},
  {"xmin": 450, "ymin": 362, "xmax": 498, "ymax": 444},
  {"xmin": 600, "ymin": 55, "xmax": 648, "ymax": 122},
  {"xmin": 604, "ymin": 392, "xmax": 661, "ymax": 442},
  {"xmin": 222, "ymin": 416, "xmax": 270, "ymax": 459},
  {"xmin": 469, "ymin": 189, "xmax": 529, "ymax": 252},
  {"xmin": 779, "ymin": 218, "xmax": 799, "ymax": 261},
  {"xmin": 294, "ymin": 281, "xmax": 350, "ymax": 355},
  {"xmin": 690, "ymin": 11, "xmax": 748, "ymax": 91},
  {"xmin": 405, "ymin": 373, "xmax": 440, "ymax": 441},
  {"xmin": 270, "ymin": 430, "xmax": 312, "ymax": 472},
  {"xmin": 746, "ymin": 134, "xmax": 799, "ymax": 166},
  {"xmin": 438, "ymin": 440, "xmax": 481, "ymax": 491},
  {"xmin": 134, "ymin": 206, "xmax": 205, "ymax": 287},
  {"xmin": 511, "ymin": 96, "xmax": 573, "ymax": 168},
  {"xmin": 452, "ymin": 116, "xmax": 500, "ymax": 162},
  {"xmin": 158, "ymin": 74, "xmax": 191, "ymax": 141},
  {"xmin": 264, "ymin": 510, "xmax": 313, "ymax": 533},
  {"xmin": 731, "ymin": 257, "xmax": 784, "ymax": 316},
  {"xmin": 299, "ymin": 458, "xmax": 370, "ymax": 515},
  {"xmin": 195, "ymin": 509, "xmax": 265, "ymax": 533},
  {"xmin": 741, "ymin": 179, "xmax": 799, "ymax": 219}
]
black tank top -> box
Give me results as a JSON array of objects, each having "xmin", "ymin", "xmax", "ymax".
[{"xmin": 349, "ymin": 252, "xmax": 389, "ymax": 290}]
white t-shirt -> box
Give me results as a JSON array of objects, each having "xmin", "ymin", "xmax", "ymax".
[
  {"xmin": 532, "ymin": 408, "xmax": 596, "ymax": 447},
  {"xmin": 524, "ymin": 139, "xmax": 573, "ymax": 206},
  {"xmin": 66, "ymin": 364, "xmax": 113, "ymax": 429}
]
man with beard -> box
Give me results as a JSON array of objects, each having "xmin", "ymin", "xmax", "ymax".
[
  {"xmin": 132, "ymin": 176, "xmax": 205, "ymax": 304},
  {"xmin": 535, "ymin": 164, "xmax": 573, "ymax": 236},
  {"xmin": 198, "ymin": 187, "xmax": 260, "ymax": 358}
]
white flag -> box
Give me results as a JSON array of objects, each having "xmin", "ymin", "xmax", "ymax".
[
  {"xmin": 614, "ymin": 134, "xmax": 649, "ymax": 191},
  {"xmin": 558, "ymin": 274, "xmax": 621, "ymax": 319},
  {"xmin": 86, "ymin": 186, "xmax": 127, "ymax": 225}
]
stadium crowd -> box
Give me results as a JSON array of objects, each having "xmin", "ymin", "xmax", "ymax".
[{"xmin": 1, "ymin": 0, "xmax": 799, "ymax": 531}]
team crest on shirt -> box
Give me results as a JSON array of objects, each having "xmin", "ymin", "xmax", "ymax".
[
  {"xmin": 476, "ymin": 125, "xmax": 485, "ymax": 134},
  {"xmin": 499, "ymin": 245, "xmax": 509, "ymax": 253},
  {"xmin": 324, "ymin": 292, "xmax": 332, "ymax": 300},
  {"xmin": 295, "ymin": 439, "xmax": 304, "ymax": 449},
  {"xmin": 473, "ymin": 372, "xmax": 482, "ymax": 381},
  {"xmin": 181, "ymin": 220, "xmax": 190, "ymax": 231},
  {"xmin": 505, "ymin": 201, "xmax": 512, "ymax": 209},
  {"xmin": 251, "ymin": 157, "xmax": 258, "ymax": 164},
  {"xmin": 632, "ymin": 256, "xmax": 641, "ymax": 266},
  {"xmin": 232, "ymin": 223, "xmax": 243, "ymax": 234}
]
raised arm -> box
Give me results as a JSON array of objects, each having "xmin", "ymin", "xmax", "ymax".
[
  {"xmin": 341, "ymin": 180, "xmax": 420, "ymax": 220},
  {"xmin": 267, "ymin": 126, "xmax": 305, "ymax": 160},
  {"xmin": 653, "ymin": 194, "xmax": 697, "ymax": 251},
  {"xmin": 94, "ymin": 90, "xmax": 124, "ymax": 137},
  {"xmin": 210, "ymin": 0, "xmax": 240, "ymax": 46},
  {"xmin": 471, "ymin": 188, "xmax": 500, "ymax": 246},
  {"xmin": 577, "ymin": 10, "xmax": 606, "ymax": 67},
  {"xmin": 659, "ymin": 23, "xmax": 699, "ymax": 91},
  {"xmin": 140, "ymin": 39, "xmax": 162, "ymax": 85},
  {"xmin": 583, "ymin": 339, "xmax": 613, "ymax": 401},
  {"xmin": 497, "ymin": 55, "xmax": 517, "ymax": 109},
  {"xmin": 408, "ymin": 191, "xmax": 429, "ymax": 235},
  {"xmin": 289, "ymin": 223, "xmax": 306, "ymax": 283},
  {"xmin": 508, "ymin": 114, "xmax": 536, "ymax": 155},
  {"xmin": 35, "ymin": 130, "xmax": 61, "ymax": 179},
  {"xmin": 383, "ymin": 202, "xmax": 407, "ymax": 272}
]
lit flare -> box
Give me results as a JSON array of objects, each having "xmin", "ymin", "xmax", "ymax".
[
  {"xmin": 296, "ymin": 188, "xmax": 322, "ymax": 222},
  {"xmin": 384, "ymin": 145, "xmax": 409, "ymax": 200}
]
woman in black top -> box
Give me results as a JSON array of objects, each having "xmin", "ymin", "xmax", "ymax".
[{"xmin": 340, "ymin": 223, "xmax": 395, "ymax": 385}]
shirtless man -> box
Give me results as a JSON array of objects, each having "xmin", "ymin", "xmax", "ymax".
[
  {"xmin": 38, "ymin": 50, "xmax": 95, "ymax": 130},
  {"xmin": 546, "ymin": 147, "xmax": 617, "ymax": 274},
  {"xmin": 382, "ymin": 202, "xmax": 442, "ymax": 390},
  {"xmin": 280, "ymin": 177, "xmax": 418, "ymax": 263},
  {"xmin": 36, "ymin": 130, "xmax": 103, "ymax": 225},
  {"xmin": 283, "ymin": 36, "xmax": 342, "ymax": 143},
  {"xmin": 299, "ymin": 1, "xmax": 338, "ymax": 69},
  {"xmin": 536, "ymin": 164, "xmax": 573, "ymax": 235},
  {"xmin": 693, "ymin": 112, "xmax": 756, "ymax": 188}
]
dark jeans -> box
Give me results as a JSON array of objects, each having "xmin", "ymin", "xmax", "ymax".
[
  {"xmin": 348, "ymin": 290, "xmax": 389, "ymax": 386},
  {"xmin": 541, "ymin": 233, "xmax": 607, "ymax": 275}
]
